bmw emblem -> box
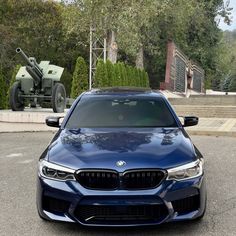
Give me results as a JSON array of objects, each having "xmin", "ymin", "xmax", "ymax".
[{"xmin": 116, "ymin": 160, "xmax": 126, "ymax": 167}]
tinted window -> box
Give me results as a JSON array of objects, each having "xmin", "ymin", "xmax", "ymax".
[{"xmin": 66, "ymin": 96, "xmax": 177, "ymax": 128}]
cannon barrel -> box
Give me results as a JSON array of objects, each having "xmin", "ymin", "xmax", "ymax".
[
  {"xmin": 16, "ymin": 48, "xmax": 43, "ymax": 86},
  {"xmin": 16, "ymin": 48, "xmax": 33, "ymax": 67}
]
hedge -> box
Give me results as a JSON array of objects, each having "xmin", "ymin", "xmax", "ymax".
[{"xmin": 94, "ymin": 60, "xmax": 149, "ymax": 88}]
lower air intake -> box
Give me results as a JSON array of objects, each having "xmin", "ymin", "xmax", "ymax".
[
  {"xmin": 172, "ymin": 194, "xmax": 200, "ymax": 215},
  {"xmin": 42, "ymin": 196, "xmax": 70, "ymax": 213},
  {"xmin": 74, "ymin": 204, "xmax": 168, "ymax": 225}
]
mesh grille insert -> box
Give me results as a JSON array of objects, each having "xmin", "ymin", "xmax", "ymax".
[
  {"xmin": 172, "ymin": 194, "xmax": 200, "ymax": 215},
  {"xmin": 75, "ymin": 204, "xmax": 168, "ymax": 224}
]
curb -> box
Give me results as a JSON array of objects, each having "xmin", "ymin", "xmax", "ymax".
[
  {"xmin": 0, "ymin": 109, "xmax": 67, "ymax": 123},
  {"xmin": 0, "ymin": 130, "xmax": 56, "ymax": 134}
]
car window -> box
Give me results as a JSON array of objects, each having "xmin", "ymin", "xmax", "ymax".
[{"xmin": 65, "ymin": 96, "xmax": 177, "ymax": 128}]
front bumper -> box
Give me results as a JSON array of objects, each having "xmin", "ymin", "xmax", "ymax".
[{"xmin": 37, "ymin": 174, "xmax": 206, "ymax": 226}]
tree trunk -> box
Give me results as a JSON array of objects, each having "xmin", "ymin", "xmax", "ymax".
[
  {"xmin": 135, "ymin": 46, "xmax": 144, "ymax": 69},
  {"xmin": 107, "ymin": 30, "xmax": 118, "ymax": 64}
]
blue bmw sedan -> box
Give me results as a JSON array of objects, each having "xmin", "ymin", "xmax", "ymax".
[{"xmin": 37, "ymin": 87, "xmax": 206, "ymax": 226}]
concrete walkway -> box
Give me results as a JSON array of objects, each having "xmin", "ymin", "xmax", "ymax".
[{"xmin": 0, "ymin": 109, "xmax": 236, "ymax": 137}]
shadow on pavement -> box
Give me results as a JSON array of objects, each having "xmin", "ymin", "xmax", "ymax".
[{"xmin": 40, "ymin": 219, "xmax": 205, "ymax": 235}]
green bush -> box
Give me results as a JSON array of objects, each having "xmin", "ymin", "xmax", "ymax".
[
  {"xmin": 70, "ymin": 57, "xmax": 88, "ymax": 98},
  {"xmin": 94, "ymin": 60, "xmax": 150, "ymax": 88},
  {"xmin": 106, "ymin": 60, "xmax": 114, "ymax": 87},
  {"xmin": 61, "ymin": 69, "xmax": 72, "ymax": 97},
  {"xmin": 145, "ymin": 71, "xmax": 150, "ymax": 87},
  {"xmin": 94, "ymin": 59, "xmax": 108, "ymax": 88},
  {"xmin": 6, "ymin": 64, "xmax": 21, "ymax": 108},
  {"xmin": 113, "ymin": 63, "xmax": 121, "ymax": 86},
  {"xmin": 0, "ymin": 69, "xmax": 7, "ymax": 109},
  {"xmin": 229, "ymin": 76, "xmax": 236, "ymax": 92}
]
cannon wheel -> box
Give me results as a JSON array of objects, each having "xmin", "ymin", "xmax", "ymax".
[
  {"xmin": 52, "ymin": 83, "xmax": 66, "ymax": 113},
  {"xmin": 10, "ymin": 81, "xmax": 24, "ymax": 111}
]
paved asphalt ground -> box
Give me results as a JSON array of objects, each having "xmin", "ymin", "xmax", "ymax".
[{"xmin": 0, "ymin": 132, "xmax": 236, "ymax": 236}]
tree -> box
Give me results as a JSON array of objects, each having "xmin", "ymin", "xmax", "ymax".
[
  {"xmin": 62, "ymin": 0, "xmax": 170, "ymax": 65},
  {"xmin": 94, "ymin": 59, "xmax": 108, "ymax": 88},
  {"xmin": 6, "ymin": 64, "xmax": 21, "ymax": 108},
  {"xmin": 113, "ymin": 63, "xmax": 121, "ymax": 86},
  {"xmin": 70, "ymin": 57, "xmax": 88, "ymax": 98},
  {"xmin": 105, "ymin": 60, "xmax": 114, "ymax": 86},
  {"xmin": 0, "ymin": 0, "xmax": 84, "ymax": 97},
  {"xmin": 61, "ymin": 69, "xmax": 72, "ymax": 97},
  {"xmin": 229, "ymin": 76, "xmax": 236, "ymax": 92},
  {"xmin": 0, "ymin": 68, "xmax": 7, "ymax": 109},
  {"xmin": 0, "ymin": 0, "xmax": 232, "ymax": 94}
]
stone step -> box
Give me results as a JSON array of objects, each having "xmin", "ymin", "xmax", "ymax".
[
  {"xmin": 169, "ymin": 95, "xmax": 236, "ymax": 106},
  {"xmin": 172, "ymin": 105, "xmax": 236, "ymax": 118}
]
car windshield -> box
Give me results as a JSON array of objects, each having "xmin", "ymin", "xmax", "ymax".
[{"xmin": 65, "ymin": 95, "xmax": 178, "ymax": 128}]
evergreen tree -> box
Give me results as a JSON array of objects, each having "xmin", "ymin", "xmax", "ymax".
[
  {"xmin": 222, "ymin": 75, "xmax": 233, "ymax": 92},
  {"xmin": 145, "ymin": 71, "xmax": 150, "ymax": 87},
  {"xmin": 113, "ymin": 63, "xmax": 121, "ymax": 86},
  {"xmin": 101, "ymin": 62, "xmax": 109, "ymax": 87},
  {"xmin": 137, "ymin": 69, "xmax": 142, "ymax": 87},
  {"xmin": 70, "ymin": 57, "xmax": 88, "ymax": 98},
  {"xmin": 134, "ymin": 68, "xmax": 140, "ymax": 87},
  {"xmin": 94, "ymin": 59, "xmax": 108, "ymax": 88},
  {"xmin": 106, "ymin": 60, "xmax": 114, "ymax": 87},
  {"xmin": 117, "ymin": 62, "xmax": 126, "ymax": 86},
  {"xmin": 0, "ymin": 69, "xmax": 7, "ymax": 109},
  {"xmin": 131, "ymin": 67, "xmax": 137, "ymax": 86},
  {"xmin": 229, "ymin": 76, "xmax": 236, "ymax": 92},
  {"xmin": 61, "ymin": 69, "xmax": 72, "ymax": 96},
  {"xmin": 122, "ymin": 63, "xmax": 128, "ymax": 86},
  {"xmin": 141, "ymin": 70, "xmax": 145, "ymax": 87},
  {"xmin": 6, "ymin": 64, "xmax": 21, "ymax": 108}
]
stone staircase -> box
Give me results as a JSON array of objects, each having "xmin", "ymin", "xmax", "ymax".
[
  {"xmin": 168, "ymin": 95, "xmax": 236, "ymax": 118},
  {"xmin": 172, "ymin": 105, "xmax": 236, "ymax": 118}
]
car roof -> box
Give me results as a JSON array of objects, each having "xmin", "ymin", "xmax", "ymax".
[{"xmin": 84, "ymin": 87, "xmax": 163, "ymax": 97}]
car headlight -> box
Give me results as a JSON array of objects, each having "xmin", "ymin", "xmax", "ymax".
[
  {"xmin": 167, "ymin": 159, "xmax": 204, "ymax": 181},
  {"xmin": 38, "ymin": 160, "xmax": 76, "ymax": 181}
]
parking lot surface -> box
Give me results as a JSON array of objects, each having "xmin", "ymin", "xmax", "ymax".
[{"xmin": 0, "ymin": 132, "xmax": 236, "ymax": 236}]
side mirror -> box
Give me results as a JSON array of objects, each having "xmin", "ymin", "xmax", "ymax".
[
  {"xmin": 183, "ymin": 116, "xmax": 199, "ymax": 127},
  {"xmin": 45, "ymin": 116, "xmax": 63, "ymax": 128}
]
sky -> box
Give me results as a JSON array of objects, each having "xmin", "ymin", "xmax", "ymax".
[{"xmin": 219, "ymin": 0, "xmax": 236, "ymax": 31}]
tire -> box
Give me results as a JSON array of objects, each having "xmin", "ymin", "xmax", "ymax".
[
  {"xmin": 52, "ymin": 83, "xmax": 66, "ymax": 113},
  {"xmin": 9, "ymin": 81, "xmax": 24, "ymax": 111}
]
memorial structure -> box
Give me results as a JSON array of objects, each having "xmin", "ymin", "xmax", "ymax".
[{"xmin": 160, "ymin": 41, "xmax": 205, "ymax": 94}]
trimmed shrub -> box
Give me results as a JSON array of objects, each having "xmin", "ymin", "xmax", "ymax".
[
  {"xmin": 229, "ymin": 76, "xmax": 236, "ymax": 92},
  {"xmin": 6, "ymin": 64, "xmax": 21, "ymax": 108},
  {"xmin": 61, "ymin": 69, "xmax": 72, "ymax": 97},
  {"xmin": 0, "ymin": 69, "xmax": 7, "ymax": 109},
  {"xmin": 106, "ymin": 60, "xmax": 114, "ymax": 87},
  {"xmin": 94, "ymin": 59, "xmax": 108, "ymax": 88},
  {"xmin": 70, "ymin": 57, "xmax": 88, "ymax": 98},
  {"xmin": 94, "ymin": 59, "xmax": 150, "ymax": 88},
  {"xmin": 145, "ymin": 71, "xmax": 150, "ymax": 87}
]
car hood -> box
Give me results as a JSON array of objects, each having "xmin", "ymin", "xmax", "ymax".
[{"xmin": 47, "ymin": 128, "xmax": 197, "ymax": 171}]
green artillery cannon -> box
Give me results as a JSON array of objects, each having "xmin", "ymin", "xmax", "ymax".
[{"xmin": 10, "ymin": 48, "xmax": 66, "ymax": 113}]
